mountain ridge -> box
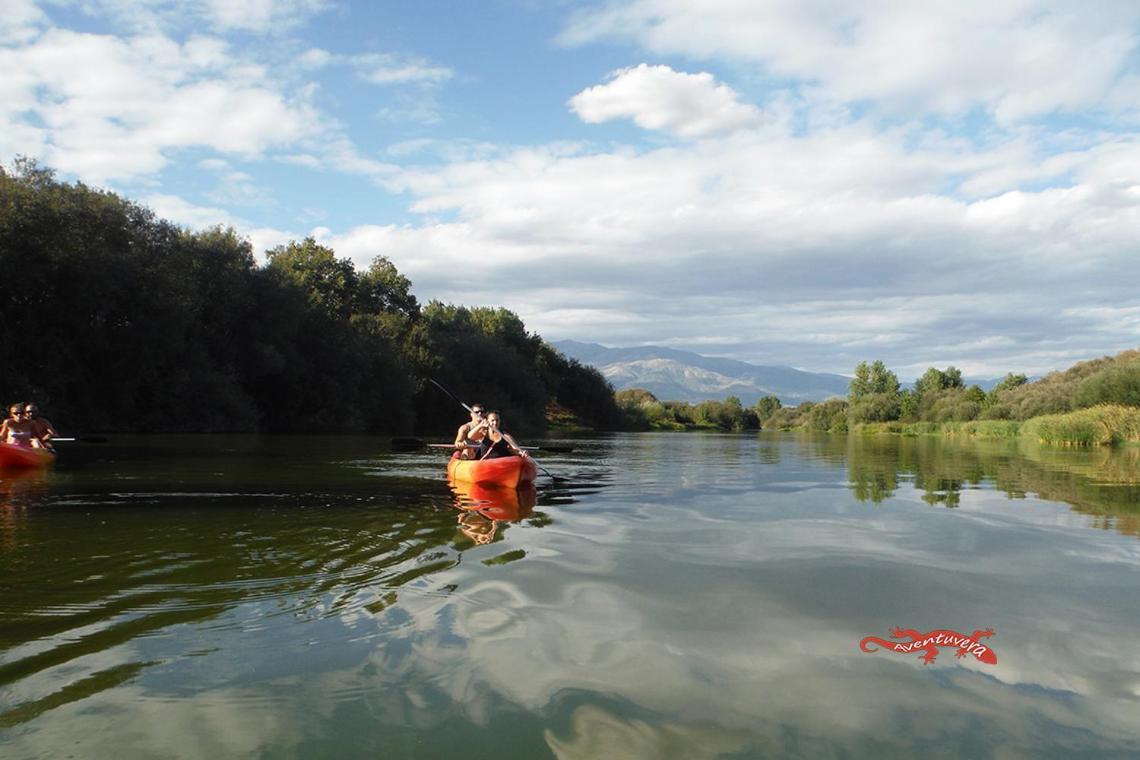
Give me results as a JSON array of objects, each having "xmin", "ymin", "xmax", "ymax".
[
  {"xmin": 553, "ymin": 340, "xmax": 1009, "ymax": 405},
  {"xmin": 552, "ymin": 340, "xmax": 852, "ymax": 405}
]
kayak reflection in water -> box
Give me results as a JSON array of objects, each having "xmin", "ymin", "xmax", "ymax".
[
  {"xmin": 451, "ymin": 480, "xmax": 537, "ymax": 545},
  {"xmin": 479, "ymin": 411, "xmax": 530, "ymax": 460}
]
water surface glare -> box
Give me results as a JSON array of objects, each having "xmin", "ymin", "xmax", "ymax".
[{"xmin": 1, "ymin": 433, "xmax": 1139, "ymax": 758}]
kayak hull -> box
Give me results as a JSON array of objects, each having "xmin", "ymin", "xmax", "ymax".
[
  {"xmin": 447, "ymin": 452, "xmax": 537, "ymax": 488},
  {"xmin": 0, "ymin": 442, "xmax": 55, "ymax": 470}
]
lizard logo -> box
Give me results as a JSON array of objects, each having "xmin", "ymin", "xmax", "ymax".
[{"xmin": 859, "ymin": 627, "xmax": 997, "ymax": 665}]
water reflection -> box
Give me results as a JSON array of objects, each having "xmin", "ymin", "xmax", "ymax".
[
  {"xmin": 2, "ymin": 433, "xmax": 1140, "ymax": 758},
  {"xmin": 842, "ymin": 434, "xmax": 1140, "ymax": 536},
  {"xmin": 450, "ymin": 479, "xmax": 538, "ymax": 546}
]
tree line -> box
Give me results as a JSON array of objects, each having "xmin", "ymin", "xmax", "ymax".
[
  {"xmin": 759, "ymin": 351, "xmax": 1140, "ymax": 433},
  {"xmin": 0, "ymin": 158, "xmax": 623, "ymax": 435}
]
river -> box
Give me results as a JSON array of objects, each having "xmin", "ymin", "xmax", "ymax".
[{"xmin": 2, "ymin": 432, "xmax": 1139, "ymax": 758}]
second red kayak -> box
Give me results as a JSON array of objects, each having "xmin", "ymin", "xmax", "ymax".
[
  {"xmin": 447, "ymin": 452, "xmax": 537, "ymax": 488},
  {"xmin": 0, "ymin": 441, "xmax": 55, "ymax": 470}
]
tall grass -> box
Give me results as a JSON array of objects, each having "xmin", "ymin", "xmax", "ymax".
[
  {"xmin": 897, "ymin": 420, "xmax": 1020, "ymax": 438},
  {"xmin": 1020, "ymin": 404, "xmax": 1140, "ymax": 446}
]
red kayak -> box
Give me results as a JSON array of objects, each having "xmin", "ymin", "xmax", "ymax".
[
  {"xmin": 447, "ymin": 452, "xmax": 537, "ymax": 488},
  {"xmin": 0, "ymin": 441, "xmax": 55, "ymax": 470}
]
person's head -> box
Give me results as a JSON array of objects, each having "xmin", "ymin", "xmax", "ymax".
[
  {"xmin": 486, "ymin": 411, "xmax": 501, "ymax": 428},
  {"xmin": 9, "ymin": 403, "xmax": 25, "ymax": 419},
  {"xmin": 469, "ymin": 404, "xmax": 486, "ymax": 422},
  {"xmin": 23, "ymin": 404, "xmax": 38, "ymax": 418}
]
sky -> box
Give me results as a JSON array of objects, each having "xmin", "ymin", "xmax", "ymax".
[{"xmin": 2, "ymin": 0, "xmax": 1139, "ymax": 379}]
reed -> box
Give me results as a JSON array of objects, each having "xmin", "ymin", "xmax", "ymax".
[{"xmin": 1020, "ymin": 404, "xmax": 1140, "ymax": 446}]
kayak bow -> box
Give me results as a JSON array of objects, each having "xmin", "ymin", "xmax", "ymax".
[
  {"xmin": 0, "ymin": 442, "xmax": 56, "ymax": 470},
  {"xmin": 446, "ymin": 452, "xmax": 537, "ymax": 488}
]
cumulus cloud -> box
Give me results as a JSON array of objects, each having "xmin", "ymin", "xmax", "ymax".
[
  {"xmin": 141, "ymin": 193, "xmax": 295, "ymax": 257},
  {"xmin": 318, "ymin": 117, "xmax": 1140, "ymax": 375},
  {"xmin": 0, "ymin": 29, "xmax": 321, "ymax": 182},
  {"xmin": 559, "ymin": 0, "xmax": 1140, "ymax": 122},
  {"xmin": 569, "ymin": 64, "xmax": 764, "ymax": 137}
]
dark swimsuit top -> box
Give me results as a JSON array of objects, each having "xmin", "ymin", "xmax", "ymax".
[{"xmin": 481, "ymin": 436, "xmax": 514, "ymax": 459}]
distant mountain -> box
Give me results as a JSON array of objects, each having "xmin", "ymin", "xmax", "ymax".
[{"xmin": 552, "ymin": 340, "xmax": 852, "ymax": 405}]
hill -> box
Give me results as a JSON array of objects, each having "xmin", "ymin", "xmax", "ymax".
[{"xmin": 552, "ymin": 340, "xmax": 852, "ymax": 405}]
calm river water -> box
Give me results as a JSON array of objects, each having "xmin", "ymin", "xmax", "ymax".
[{"xmin": 2, "ymin": 432, "xmax": 1139, "ymax": 758}]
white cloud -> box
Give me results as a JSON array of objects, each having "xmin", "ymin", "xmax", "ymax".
[
  {"xmin": 78, "ymin": 0, "xmax": 331, "ymax": 34},
  {"xmin": 0, "ymin": 28, "xmax": 321, "ymax": 182},
  {"xmin": 569, "ymin": 64, "xmax": 765, "ymax": 138},
  {"xmin": 315, "ymin": 113, "xmax": 1140, "ymax": 374},
  {"xmin": 0, "ymin": 0, "xmax": 48, "ymax": 43},
  {"xmin": 141, "ymin": 193, "xmax": 295, "ymax": 257},
  {"xmin": 560, "ymin": 0, "xmax": 1140, "ymax": 122},
  {"xmin": 352, "ymin": 53, "xmax": 453, "ymax": 86}
]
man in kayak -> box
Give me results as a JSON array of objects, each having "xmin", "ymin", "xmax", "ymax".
[
  {"xmin": 24, "ymin": 404, "xmax": 57, "ymax": 451},
  {"xmin": 479, "ymin": 411, "xmax": 530, "ymax": 460},
  {"xmin": 454, "ymin": 403, "xmax": 489, "ymax": 459}
]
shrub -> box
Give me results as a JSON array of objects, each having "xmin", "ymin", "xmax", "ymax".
[{"xmin": 1073, "ymin": 362, "xmax": 1140, "ymax": 409}]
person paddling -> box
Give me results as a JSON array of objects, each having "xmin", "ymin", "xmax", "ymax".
[
  {"xmin": 24, "ymin": 404, "xmax": 57, "ymax": 451},
  {"xmin": 1, "ymin": 403, "xmax": 45, "ymax": 449},
  {"xmin": 479, "ymin": 411, "xmax": 529, "ymax": 460},
  {"xmin": 454, "ymin": 403, "xmax": 489, "ymax": 460}
]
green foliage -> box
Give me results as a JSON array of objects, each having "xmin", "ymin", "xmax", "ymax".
[
  {"xmin": 847, "ymin": 392, "xmax": 901, "ymax": 424},
  {"xmin": 1073, "ymin": 361, "xmax": 1140, "ymax": 409},
  {"xmin": 807, "ymin": 398, "xmax": 849, "ymax": 433},
  {"xmin": 1021, "ymin": 405, "xmax": 1140, "ymax": 446},
  {"xmin": 753, "ymin": 395, "xmax": 782, "ymax": 424},
  {"xmin": 898, "ymin": 388, "xmax": 920, "ymax": 420},
  {"xmin": 614, "ymin": 389, "xmax": 757, "ymax": 431},
  {"xmin": 0, "ymin": 159, "xmax": 622, "ymax": 435},
  {"xmin": 849, "ymin": 360, "xmax": 900, "ymax": 400},
  {"xmin": 915, "ymin": 366, "xmax": 964, "ymax": 397}
]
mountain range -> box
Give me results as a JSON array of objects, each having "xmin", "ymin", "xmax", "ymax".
[
  {"xmin": 552, "ymin": 340, "xmax": 852, "ymax": 405},
  {"xmin": 553, "ymin": 341, "xmax": 1009, "ymax": 406}
]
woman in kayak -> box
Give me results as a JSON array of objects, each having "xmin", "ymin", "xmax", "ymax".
[
  {"xmin": 1, "ymin": 403, "xmax": 45, "ymax": 449},
  {"xmin": 479, "ymin": 412, "xmax": 530, "ymax": 460}
]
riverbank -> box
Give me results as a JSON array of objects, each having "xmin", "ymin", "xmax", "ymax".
[{"xmin": 848, "ymin": 404, "xmax": 1140, "ymax": 446}]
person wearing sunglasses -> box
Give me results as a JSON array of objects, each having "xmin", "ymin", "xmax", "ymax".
[
  {"xmin": 1, "ymin": 403, "xmax": 45, "ymax": 449},
  {"xmin": 24, "ymin": 404, "xmax": 57, "ymax": 451},
  {"xmin": 453, "ymin": 403, "xmax": 489, "ymax": 460}
]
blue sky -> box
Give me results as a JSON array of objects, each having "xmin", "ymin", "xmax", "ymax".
[{"xmin": 3, "ymin": 1, "xmax": 1140, "ymax": 379}]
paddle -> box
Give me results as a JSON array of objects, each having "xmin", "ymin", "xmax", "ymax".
[
  {"xmin": 50, "ymin": 436, "xmax": 108, "ymax": 443},
  {"xmin": 425, "ymin": 378, "xmax": 565, "ymax": 482},
  {"xmin": 413, "ymin": 441, "xmax": 573, "ymax": 453},
  {"xmin": 428, "ymin": 378, "xmax": 473, "ymax": 413}
]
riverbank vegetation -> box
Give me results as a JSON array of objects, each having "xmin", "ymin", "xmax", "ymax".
[
  {"xmin": 615, "ymin": 390, "xmax": 759, "ymax": 431},
  {"xmin": 0, "ymin": 159, "xmax": 622, "ymax": 435},
  {"xmin": 757, "ymin": 352, "xmax": 1140, "ymax": 446}
]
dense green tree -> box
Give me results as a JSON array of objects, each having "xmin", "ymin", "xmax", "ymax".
[
  {"xmin": 1073, "ymin": 362, "xmax": 1140, "ymax": 409},
  {"xmin": 753, "ymin": 395, "xmax": 782, "ymax": 423},
  {"xmin": 849, "ymin": 360, "xmax": 900, "ymax": 400}
]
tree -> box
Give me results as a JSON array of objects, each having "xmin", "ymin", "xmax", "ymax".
[
  {"xmin": 849, "ymin": 360, "xmax": 900, "ymax": 400},
  {"xmin": 915, "ymin": 366, "xmax": 965, "ymax": 397},
  {"xmin": 754, "ymin": 395, "xmax": 782, "ymax": 423},
  {"xmin": 266, "ymin": 238, "xmax": 358, "ymax": 319}
]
